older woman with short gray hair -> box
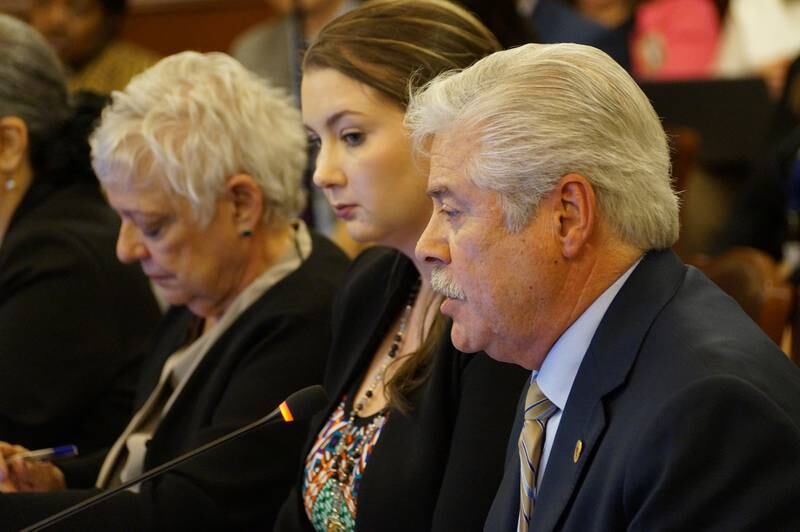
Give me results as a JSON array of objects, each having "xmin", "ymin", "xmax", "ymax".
[{"xmin": 0, "ymin": 50, "xmax": 348, "ymax": 530}]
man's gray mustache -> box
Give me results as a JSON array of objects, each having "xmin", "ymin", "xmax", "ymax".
[{"xmin": 430, "ymin": 268, "xmax": 466, "ymax": 300}]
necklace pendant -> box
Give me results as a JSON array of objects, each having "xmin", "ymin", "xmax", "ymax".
[{"xmin": 326, "ymin": 515, "xmax": 346, "ymax": 532}]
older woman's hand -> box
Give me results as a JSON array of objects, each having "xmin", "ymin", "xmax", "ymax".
[
  {"xmin": 0, "ymin": 442, "xmax": 65, "ymax": 493},
  {"xmin": 0, "ymin": 442, "xmax": 16, "ymax": 492},
  {"xmin": 0, "ymin": 441, "xmax": 23, "ymax": 492}
]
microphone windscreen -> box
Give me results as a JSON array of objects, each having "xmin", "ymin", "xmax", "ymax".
[{"xmin": 283, "ymin": 384, "xmax": 328, "ymax": 421}]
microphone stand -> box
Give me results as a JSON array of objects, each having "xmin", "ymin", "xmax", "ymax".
[{"xmin": 21, "ymin": 384, "xmax": 327, "ymax": 531}]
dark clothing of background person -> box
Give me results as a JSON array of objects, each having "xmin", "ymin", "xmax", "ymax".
[
  {"xmin": 714, "ymin": 54, "xmax": 800, "ymax": 260},
  {"xmin": 455, "ymin": 0, "xmax": 539, "ymax": 48},
  {"xmin": 528, "ymin": 0, "xmax": 633, "ymax": 71},
  {"xmin": 0, "ymin": 92, "xmax": 161, "ymax": 452}
]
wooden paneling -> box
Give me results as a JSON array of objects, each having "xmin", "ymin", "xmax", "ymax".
[
  {"xmin": 121, "ymin": 0, "xmax": 276, "ymax": 54},
  {"xmin": 0, "ymin": 0, "xmax": 25, "ymax": 13},
  {"xmin": 0, "ymin": 0, "xmax": 277, "ymax": 55}
]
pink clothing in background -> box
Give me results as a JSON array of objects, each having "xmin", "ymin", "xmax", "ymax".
[{"xmin": 631, "ymin": 0, "xmax": 720, "ymax": 80}]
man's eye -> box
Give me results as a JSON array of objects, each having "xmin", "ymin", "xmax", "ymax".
[{"xmin": 441, "ymin": 206, "xmax": 459, "ymax": 219}]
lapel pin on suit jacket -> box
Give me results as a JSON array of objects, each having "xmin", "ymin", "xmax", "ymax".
[{"xmin": 573, "ymin": 440, "xmax": 584, "ymax": 463}]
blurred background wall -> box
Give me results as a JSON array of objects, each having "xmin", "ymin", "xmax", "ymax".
[{"xmin": 0, "ymin": 0, "xmax": 276, "ymax": 53}]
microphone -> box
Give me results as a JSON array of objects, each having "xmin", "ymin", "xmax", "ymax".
[{"xmin": 21, "ymin": 385, "xmax": 328, "ymax": 532}]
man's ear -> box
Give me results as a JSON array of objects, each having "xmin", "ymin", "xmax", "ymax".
[
  {"xmin": 555, "ymin": 173, "xmax": 596, "ymax": 259},
  {"xmin": 225, "ymin": 174, "xmax": 265, "ymax": 234},
  {"xmin": 0, "ymin": 116, "xmax": 29, "ymax": 175}
]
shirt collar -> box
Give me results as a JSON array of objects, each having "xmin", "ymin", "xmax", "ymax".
[{"xmin": 535, "ymin": 258, "xmax": 641, "ymax": 409}]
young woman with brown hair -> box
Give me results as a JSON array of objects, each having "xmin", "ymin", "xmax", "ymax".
[{"xmin": 275, "ymin": 1, "xmax": 529, "ymax": 530}]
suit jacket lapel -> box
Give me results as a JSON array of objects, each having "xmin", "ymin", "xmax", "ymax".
[{"xmin": 530, "ymin": 250, "xmax": 687, "ymax": 531}]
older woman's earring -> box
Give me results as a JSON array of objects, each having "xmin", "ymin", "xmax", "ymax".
[
  {"xmin": 240, "ymin": 228, "xmax": 253, "ymax": 237},
  {"xmin": 4, "ymin": 178, "xmax": 15, "ymax": 191}
]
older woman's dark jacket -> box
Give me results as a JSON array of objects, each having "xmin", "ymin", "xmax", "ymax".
[{"xmin": 0, "ymin": 233, "xmax": 349, "ymax": 531}]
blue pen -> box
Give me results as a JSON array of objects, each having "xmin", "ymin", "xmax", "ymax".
[{"xmin": 7, "ymin": 445, "xmax": 78, "ymax": 462}]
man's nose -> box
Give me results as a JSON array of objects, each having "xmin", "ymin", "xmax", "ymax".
[{"xmin": 416, "ymin": 213, "xmax": 450, "ymax": 266}]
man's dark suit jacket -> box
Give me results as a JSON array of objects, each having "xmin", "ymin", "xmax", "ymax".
[
  {"xmin": 485, "ymin": 249, "xmax": 800, "ymax": 531},
  {"xmin": 0, "ymin": 233, "xmax": 348, "ymax": 531},
  {"xmin": 0, "ymin": 181, "xmax": 161, "ymax": 452}
]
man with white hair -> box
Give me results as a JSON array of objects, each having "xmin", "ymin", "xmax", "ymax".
[{"xmin": 409, "ymin": 43, "xmax": 800, "ymax": 531}]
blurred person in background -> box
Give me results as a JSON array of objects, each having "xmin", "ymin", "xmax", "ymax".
[
  {"xmin": 630, "ymin": 0, "xmax": 720, "ymax": 80},
  {"xmin": 716, "ymin": 0, "xmax": 800, "ymax": 99},
  {"xmin": 0, "ymin": 50, "xmax": 348, "ymax": 530},
  {"xmin": 0, "ymin": 14, "xmax": 161, "ymax": 454},
  {"xmin": 231, "ymin": 0, "xmax": 360, "ymax": 99},
  {"xmin": 521, "ymin": 0, "xmax": 636, "ymax": 70},
  {"xmin": 29, "ymin": 0, "xmax": 159, "ymax": 94},
  {"xmin": 519, "ymin": 0, "xmax": 721, "ymax": 78}
]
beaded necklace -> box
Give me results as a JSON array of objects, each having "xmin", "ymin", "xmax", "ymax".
[
  {"xmin": 324, "ymin": 279, "xmax": 420, "ymax": 532},
  {"xmin": 353, "ymin": 279, "xmax": 419, "ymax": 414}
]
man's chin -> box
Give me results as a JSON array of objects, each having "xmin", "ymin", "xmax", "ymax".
[
  {"xmin": 153, "ymin": 285, "xmax": 188, "ymax": 307},
  {"xmin": 450, "ymin": 323, "xmax": 482, "ymax": 354}
]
